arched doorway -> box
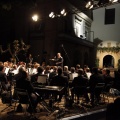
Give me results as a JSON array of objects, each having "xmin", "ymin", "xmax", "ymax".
[{"xmin": 103, "ymin": 55, "xmax": 114, "ymax": 68}]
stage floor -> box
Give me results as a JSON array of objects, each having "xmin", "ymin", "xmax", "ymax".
[{"xmin": 0, "ymin": 95, "xmax": 115, "ymax": 120}]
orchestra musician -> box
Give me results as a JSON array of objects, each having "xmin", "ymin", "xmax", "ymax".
[{"xmin": 26, "ymin": 54, "xmax": 33, "ymax": 64}]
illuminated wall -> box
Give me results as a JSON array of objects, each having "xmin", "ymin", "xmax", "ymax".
[{"xmin": 97, "ymin": 41, "xmax": 120, "ymax": 68}]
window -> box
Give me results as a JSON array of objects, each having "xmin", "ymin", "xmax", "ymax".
[{"xmin": 105, "ymin": 8, "xmax": 115, "ymax": 24}]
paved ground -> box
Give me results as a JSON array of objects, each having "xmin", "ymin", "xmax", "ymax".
[{"xmin": 0, "ymin": 94, "xmax": 115, "ymax": 120}]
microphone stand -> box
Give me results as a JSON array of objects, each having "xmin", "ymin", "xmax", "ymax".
[
  {"xmin": 61, "ymin": 45, "xmax": 71, "ymax": 66},
  {"xmin": 14, "ymin": 54, "xmax": 19, "ymax": 64}
]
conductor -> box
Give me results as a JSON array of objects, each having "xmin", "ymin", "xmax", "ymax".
[{"xmin": 55, "ymin": 53, "xmax": 63, "ymax": 68}]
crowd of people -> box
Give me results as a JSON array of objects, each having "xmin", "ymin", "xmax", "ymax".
[{"xmin": 0, "ymin": 53, "xmax": 120, "ymax": 117}]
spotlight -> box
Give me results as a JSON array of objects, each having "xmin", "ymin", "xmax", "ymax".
[
  {"xmin": 60, "ymin": 9, "xmax": 67, "ymax": 16},
  {"xmin": 49, "ymin": 12, "xmax": 55, "ymax": 18},
  {"xmin": 32, "ymin": 14, "xmax": 38, "ymax": 21},
  {"xmin": 85, "ymin": 1, "xmax": 94, "ymax": 9}
]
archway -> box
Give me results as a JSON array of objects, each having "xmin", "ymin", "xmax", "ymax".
[{"xmin": 103, "ymin": 55, "xmax": 114, "ymax": 68}]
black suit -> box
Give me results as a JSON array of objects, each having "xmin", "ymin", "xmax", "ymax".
[
  {"xmin": 71, "ymin": 75, "xmax": 88, "ymax": 87},
  {"xmin": 16, "ymin": 78, "xmax": 34, "ymax": 95},
  {"xmin": 89, "ymin": 73, "xmax": 104, "ymax": 104},
  {"xmin": 16, "ymin": 77, "xmax": 38, "ymax": 110},
  {"xmin": 0, "ymin": 71, "xmax": 8, "ymax": 90},
  {"xmin": 50, "ymin": 74, "xmax": 68, "ymax": 101},
  {"xmin": 71, "ymin": 75, "xmax": 89, "ymax": 102},
  {"xmin": 55, "ymin": 57, "xmax": 63, "ymax": 68}
]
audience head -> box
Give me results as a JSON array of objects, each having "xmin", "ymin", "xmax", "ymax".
[
  {"xmin": 0, "ymin": 61, "xmax": 3, "ymax": 65},
  {"xmin": 76, "ymin": 64, "xmax": 80, "ymax": 70},
  {"xmin": 70, "ymin": 67, "xmax": 75, "ymax": 73},
  {"xmin": 53, "ymin": 66, "xmax": 58, "ymax": 71},
  {"xmin": 78, "ymin": 68, "xmax": 83, "ymax": 75},
  {"xmin": 57, "ymin": 67, "xmax": 63, "ymax": 75},
  {"xmin": 64, "ymin": 66, "xmax": 68, "ymax": 71},
  {"xmin": 0, "ymin": 65, "xmax": 4, "ymax": 71},
  {"xmin": 37, "ymin": 66, "xmax": 44, "ymax": 74},
  {"xmin": 86, "ymin": 68, "xmax": 90, "ymax": 72},
  {"xmin": 92, "ymin": 67, "xmax": 98, "ymax": 74},
  {"xmin": 18, "ymin": 67, "xmax": 25, "ymax": 73},
  {"xmin": 21, "ymin": 71, "xmax": 28, "ymax": 79}
]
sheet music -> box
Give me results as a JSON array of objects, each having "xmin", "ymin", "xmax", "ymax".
[
  {"xmin": 4, "ymin": 68, "xmax": 9, "ymax": 75},
  {"xmin": 37, "ymin": 75, "xmax": 47, "ymax": 84}
]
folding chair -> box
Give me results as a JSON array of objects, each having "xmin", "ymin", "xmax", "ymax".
[
  {"xmin": 94, "ymin": 83, "xmax": 105, "ymax": 103},
  {"xmin": 14, "ymin": 88, "xmax": 35, "ymax": 116}
]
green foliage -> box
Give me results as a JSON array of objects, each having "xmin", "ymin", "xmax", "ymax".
[
  {"xmin": 118, "ymin": 59, "xmax": 120, "ymax": 69},
  {"xmin": 97, "ymin": 47, "xmax": 120, "ymax": 53},
  {"xmin": 95, "ymin": 58, "xmax": 99, "ymax": 67}
]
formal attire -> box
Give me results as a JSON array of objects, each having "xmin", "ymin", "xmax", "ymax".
[
  {"xmin": 50, "ymin": 74, "xmax": 68, "ymax": 101},
  {"xmin": 16, "ymin": 77, "xmax": 38, "ymax": 111},
  {"xmin": 71, "ymin": 75, "xmax": 89, "ymax": 102},
  {"xmin": 55, "ymin": 57, "xmax": 63, "ymax": 68},
  {"xmin": 89, "ymin": 73, "xmax": 104, "ymax": 104},
  {"xmin": 0, "ymin": 71, "xmax": 8, "ymax": 90}
]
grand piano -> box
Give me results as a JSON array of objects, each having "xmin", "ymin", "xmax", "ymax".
[
  {"xmin": 34, "ymin": 85, "xmax": 65, "ymax": 95},
  {"xmin": 34, "ymin": 85, "xmax": 65, "ymax": 111}
]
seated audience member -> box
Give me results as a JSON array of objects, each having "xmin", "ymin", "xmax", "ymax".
[
  {"xmin": 106, "ymin": 97, "xmax": 120, "ymax": 120},
  {"xmin": 0, "ymin": 64, "xmax": 9, "ymax": 91},
  {"xmin": 102, "ymin": 68, "xmax": 113, "ymax": 86},
  {"xmin": 63, "ymin": 66, "xmax": 70, "ymax": 79},
  {"xmin": 69, "ymin": 67, "xmax": 78, "ymax": 80},
  {"xmin": 71, "ymin": 68, "xmax": 89, "ymax": 103},
  {"xmin": 85, "ymin": 68, "xmax": 92, "ymax": 80},
  {"xmin": 16, "ymin": 71, "xmax": 38, "ymax": 113},
  {"xmin": 75, "ymin": 64, "xmax": 81, "ymax": 73},
  {"xmin": 48, "ymin": 66, "xmax": 58, "ymax": 83},
  {"xmin": 31, "ymin": 66, "xmax": 44, "ymax": 83},
  {"xmin": 50, "ymin": 67, "xmax": 68, "ymax": 101},
  {"xmin": 44, "ymin": 65, "xmax": 51, "ymax": 75},
  {"xmin": 114, "ymin": 68, "xmax": 120, "ymax": 91},
  {"xmin": 89, "ymin": 67, "xmax": 104, "ymax": 105},
  {"xmin": 13, "ymin": 67, "xmax": 25, "ymax": 81}
]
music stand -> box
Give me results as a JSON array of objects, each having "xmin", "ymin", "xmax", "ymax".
[{"xmin": 1, "ymin": 73, "xmax": 14, "ymax": 112}]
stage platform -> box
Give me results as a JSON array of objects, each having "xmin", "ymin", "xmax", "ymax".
[{"xmin": 0, "ymin": 95, "xmax": 114, "ymax": 120}]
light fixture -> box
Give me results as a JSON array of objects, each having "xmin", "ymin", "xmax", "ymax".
[
  {"xmin": 60, "ymin": 9, "xmax": 67, "ymax": 16},
  {"xmin": 32, "ymin": 14, "xmax": 39, "ymax": 21},
  {"xmin": 49, "ymin": 12, "xmax": 55, "ymax": 18},
  {"xmin": 49, "ymin": 9, "xmax": 67, "ymax": 18},
  {"xmin": 85, "ymin": 1, "xmax": 94, "ymax": 9}
]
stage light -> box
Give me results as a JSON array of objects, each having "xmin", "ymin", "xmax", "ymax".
[
  {"xmin": 85, "ymin": 1, "xmax": 94, "ymax": 9},
  {"xmin": 49, "ymin": 9, "xmax": 67, "ymax": 18},
  {"xmin": 49, "ymin": 12, "xmax": 55, "ymax": 18},
  {"xmin": 60, "ymin": 9, "xmax": 67, "ymax": 16},
  {"xmin": 32, "ymin": 14, "xmax": 39, "ymax": 21}
]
